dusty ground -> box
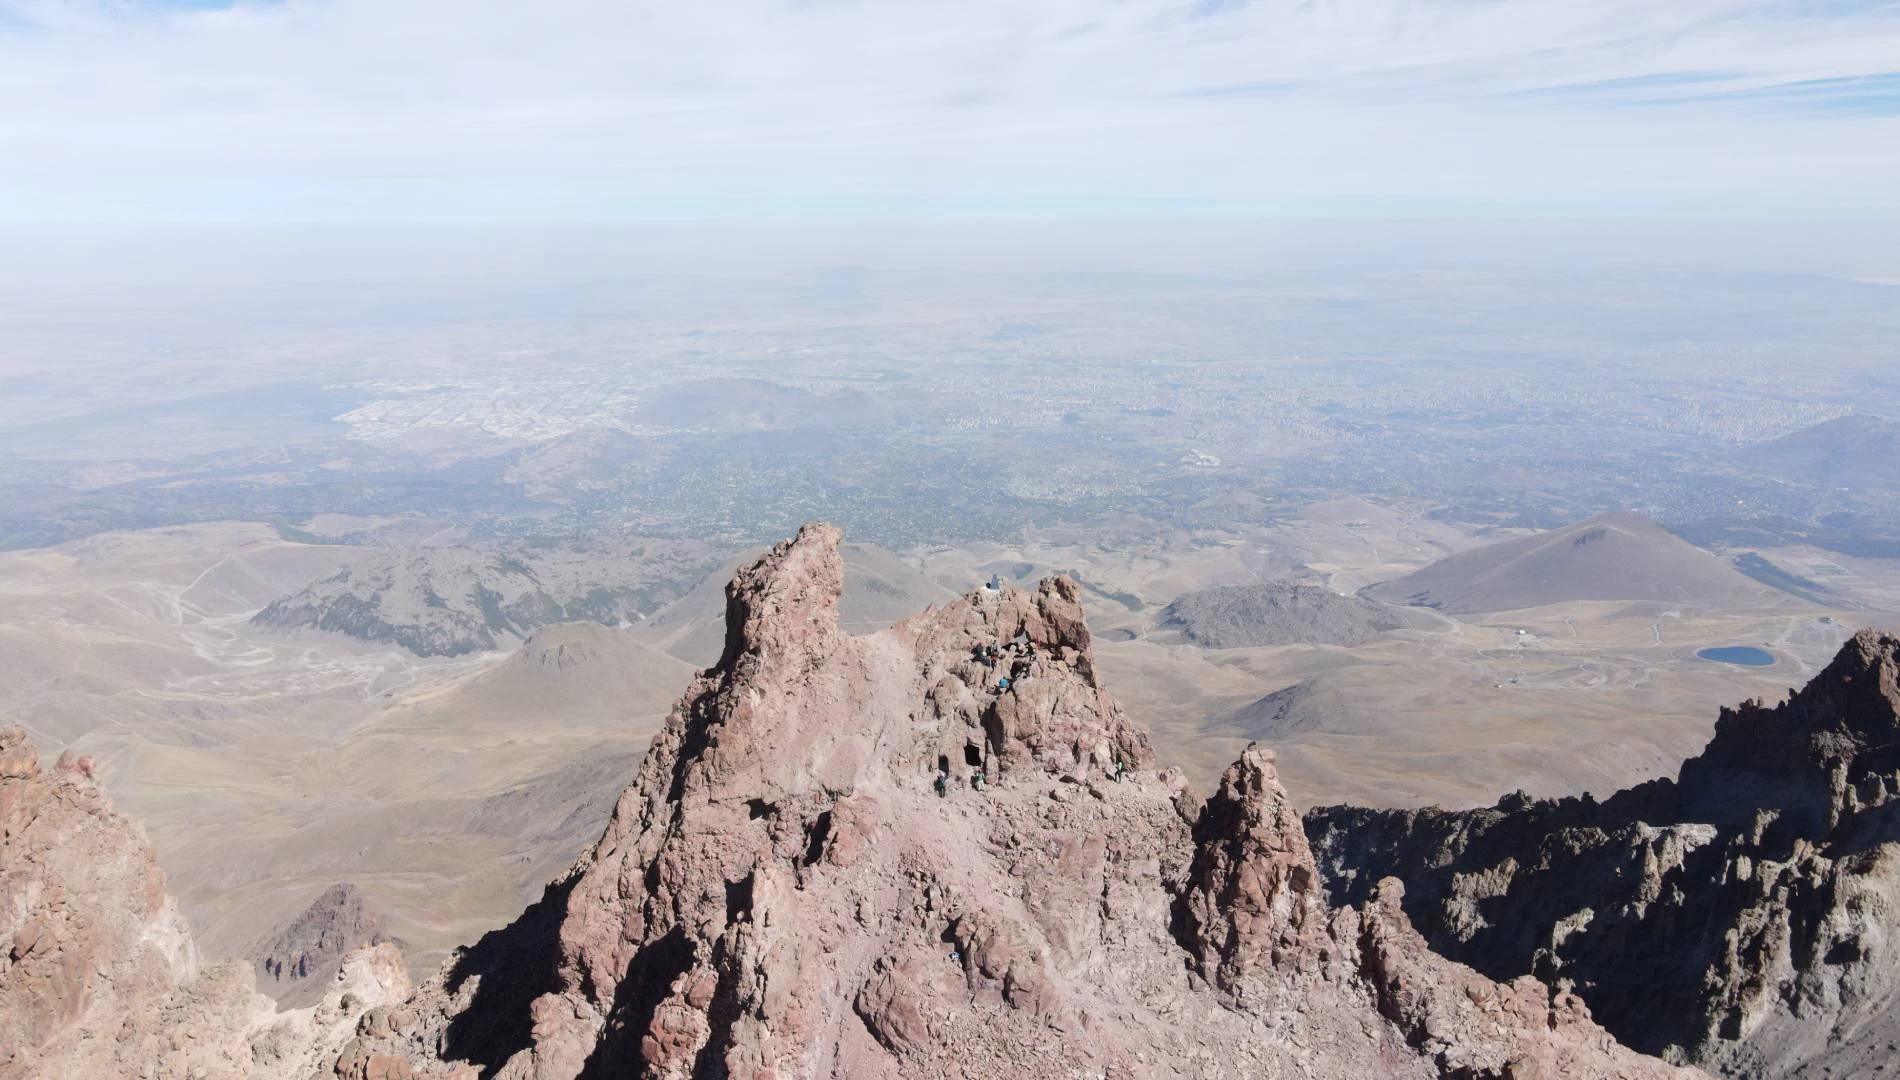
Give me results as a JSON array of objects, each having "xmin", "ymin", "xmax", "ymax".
[{"xmin": 0, "ymin": 523, "xmax": 679, "ymax": 981}]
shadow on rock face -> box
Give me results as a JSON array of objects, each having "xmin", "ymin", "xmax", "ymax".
[
  {"xmin": 441, "ymin": 875, "xmax": 578, "ymax": 1075},
  {"xmin": 580, "ymin": 926, "xmax": 697, "ymax": 1079}
]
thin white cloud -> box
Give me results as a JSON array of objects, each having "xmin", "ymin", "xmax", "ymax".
[{"xmin": 1, "ymin": 0, "xmax": 1897, "ymax": 222}]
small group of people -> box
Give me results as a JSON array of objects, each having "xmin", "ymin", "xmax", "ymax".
[
  {"xmin": 934, "ymin": 757, "xmax": 987, "ymax": 796},
  {"xmin": 974, "ymin": 635, "xmax": 1039, "ymax": 691}
]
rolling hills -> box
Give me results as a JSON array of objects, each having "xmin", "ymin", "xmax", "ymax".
[
  {"xmin": 250, "ymin": 540, "xmax": 716, "ymax": 657},
  {"xmin": 1739, "ymin": 413, "xmax": 1900, "ymax": 491}
]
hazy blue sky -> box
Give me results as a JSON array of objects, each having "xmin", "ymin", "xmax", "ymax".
[{"xmin": 2, "ymin": 0, "xmax": 1899, "ymax": 224}]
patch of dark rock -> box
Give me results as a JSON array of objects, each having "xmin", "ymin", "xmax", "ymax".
[{"xmin": 802, "ymin": 810, "xmax": 833, "ymax": 867}]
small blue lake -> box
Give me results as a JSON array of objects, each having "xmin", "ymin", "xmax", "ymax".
[{"xmin": 1697, "ymin": 646, "xmax": 1775, "ymax": 667}]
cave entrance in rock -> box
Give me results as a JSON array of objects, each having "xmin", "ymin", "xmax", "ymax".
[{"xmin": 964, "ymin": 743, "xmax": 983, "ymax": 769}]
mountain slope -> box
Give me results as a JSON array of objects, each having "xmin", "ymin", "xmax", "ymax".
[
  {"xmin": 1158, "ymin": 581, "xmax": 1428, "ymax": 648},
  {"xmin": 252, "ymin": 542, "xmax": 713, "ymax": 657},
  {"xmin": 439, "ymin": 621, "xmax": 697, "ymax": 728},
  {"xmin": 3, "ymin": 524, "xmax": 1706, "ymax": 1080},
  {"xmin": 1209, "ymin": 669, "xmax": 1367, "ymax": 740},
  {"xmin": 1305, "ymin": 630, "xmax": 1900, "ymax": 1077},
  {"xmin": 1740, "ymin": 414, "xmax": 1900, "ymax": 491},
  {"xmin": 1361, "ymin": 512, "xmax": 1774, "ymax": 614},
  {"xmin": 251, "ymin": 548, "xmax": 573, "ymax": 657}
]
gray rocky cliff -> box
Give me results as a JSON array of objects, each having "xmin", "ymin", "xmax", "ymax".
[{"xmin": 1306, "ymin": 630, "xmax": 1900, "ymax": 1078}]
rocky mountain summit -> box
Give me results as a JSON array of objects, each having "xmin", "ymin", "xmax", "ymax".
[
  {"xmin": 5, "ymin": 524, "xmax": 1700, "ymax": 1079},
  {"xmin": 1306, "ymin": 629, "xmax": 1900, "ymax": 1078},
  {"xmin": 327, "ymin": 523, "xmax": 1690, "ymax": 1079}
]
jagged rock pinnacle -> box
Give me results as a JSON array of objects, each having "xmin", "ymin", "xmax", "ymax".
[
  {"xmin": 1306, "ymin": 628, "xmax": 1900, "ymax": 1076},
  {"xmin": 1176, "ymin": 745, "xmax": 1327, "ymax": 989},
  {"xmin": 1687, "ymin": 628, "xmax": 1900, "ymax": 831},
  {"xmin": 714, "ymin": 521, "xmax": 847, "ymax": 679},
  {"xmin": 334, "ymin": 523, "xmax": 1696, "ymax": 1080}
]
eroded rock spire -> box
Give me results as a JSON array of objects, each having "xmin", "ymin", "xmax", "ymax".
[{"xmin": 337, "ymin": 523, "xmax": 1695, "ymax": 1080}]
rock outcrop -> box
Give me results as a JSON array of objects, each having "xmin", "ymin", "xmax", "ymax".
[
  {"xmin": 1306, "ymin": 629, "xmax": 1900, "ymax": 1078},
  {"xmin": 0, "ymin": 726, "xmax": 411, "ymax": 1080},
  {"xmin": 256, "ymin": 883, "xmax": 401, "ymax": 1007},
  {"xmin": 334, "ymin": 523, "xmax": 1696, "ymax": 1079}
]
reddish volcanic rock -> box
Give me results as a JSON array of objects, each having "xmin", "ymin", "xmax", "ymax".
[
  {"xmin": 0, "ymin": 723, "xmax": 256, "ymax": 1080},
  {"xmin": 0, "ymin": 726, "xmax": 415, "ymax": 1080},
  {"xmin": 1176, "ymin": 745, "xmax": 1328, "ymax": 989},
  {"xmin": 0, "ymin": 522, "xmax": 1705, "ymax": 1079},
  {"xmin": 344, "ymin": 523, "xmax": 1698, "ymax": 1080}
]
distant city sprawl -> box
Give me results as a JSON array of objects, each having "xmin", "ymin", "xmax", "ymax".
[{"xmin": 0, "ymin": 263, "xmax": 1892, "ymax": 554}]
